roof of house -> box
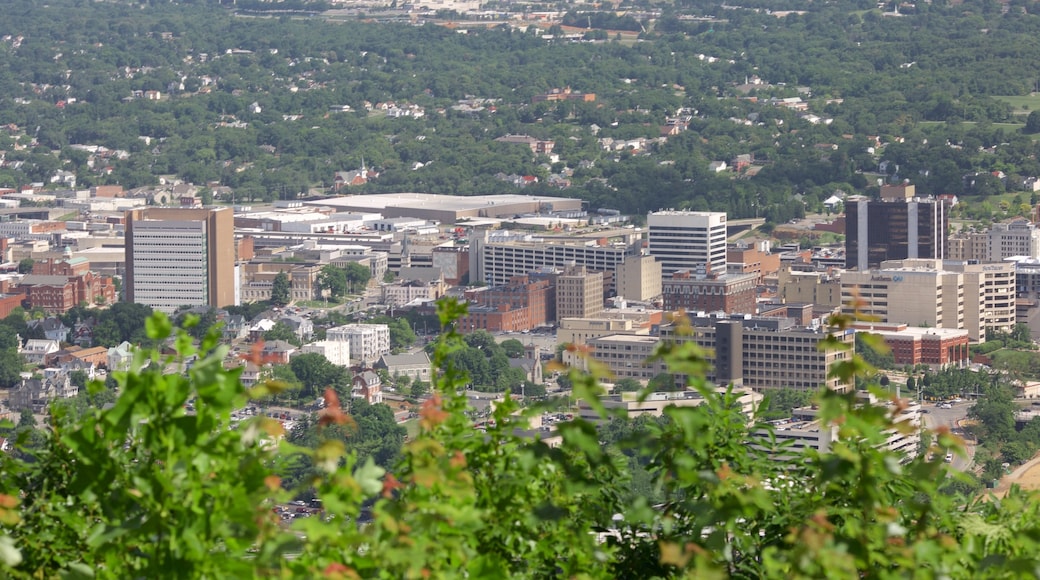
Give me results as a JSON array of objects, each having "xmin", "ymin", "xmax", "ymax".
[
  {"xmin": 377, "ymin": 352, "xmax": 431, "ymax": 368},
  {"xmin": 397, "ymin": 267, "xmax": 444, "ymax": 284}
]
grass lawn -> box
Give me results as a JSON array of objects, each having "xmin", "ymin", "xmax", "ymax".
[
  {"xmin": 296, "ymin": 298, "xmax": 347, "ymax": 309},
  {"xmin": 993, "ymin": 94, "xmax": 1040, "ymax": 115},
  {"xmin": 919, "ymin": 120, "xmax": 1024, "ymax": 131}
]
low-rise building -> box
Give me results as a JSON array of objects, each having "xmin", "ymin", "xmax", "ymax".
[
  {"xmin": 327, "ymin": 324, "xmax": 391, "ymax": 366},
  {"xmin": 576, "ymin": 388, "xmax": 763, "ymax": 423},
  {"xmin": 661, "ymin": 271, "xmax": 758, "ymax": 315}
]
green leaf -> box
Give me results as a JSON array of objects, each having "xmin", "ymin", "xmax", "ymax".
[{"xmin": 354, "ymin": 457, "xmax": 386, "ymax": 496}]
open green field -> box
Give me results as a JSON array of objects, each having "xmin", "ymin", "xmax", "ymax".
[
  {"xmin": 994, "ymin": 94, "xmax": 1040, "ymax": 115},
  {"xmin": 919, "ymin": 120, "xmax": 1024, "ymax": 131}
]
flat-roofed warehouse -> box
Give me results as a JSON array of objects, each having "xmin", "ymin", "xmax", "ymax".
[{"xmin": 304, "ymin": 193, "xmax": 584, "ymax": 223}]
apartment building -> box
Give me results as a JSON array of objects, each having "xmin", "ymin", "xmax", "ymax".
[
  {"xmin": 845, "ymin": 184, "xmax": 948, "ymax": 270},
  {"xmin": 326, "ymin": 324, "xmax": 391, "ymax": 366},
  {"xmin": 458, "ymin": 275, "xmax": 553, "ymax": 333},
  {"xmin": 647, "ymin": 210, "xmax": 728, "ymax": 276},
  {"xmin": 727, "ymin": 242, "xmax": 782, "ymax": 282},
  {"xmin": 125, "ymin": 207, "xmax": 235, "ymax": 313},
  {"xmin": 776, "ymin": 264, "xmax": 843, "ymax": 309},
  {"xmin": 556, "ymin": 265, "xmax": 604, "ymax": 320}
]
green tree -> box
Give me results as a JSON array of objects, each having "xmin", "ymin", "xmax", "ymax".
[
  {"xmin": 500, "ymin": 338, "xmax": 525, "ymax": 359},
  {"xmin": 270, "ymin": 271, "xmax": 291, "ymax": 306},
  {"xmin": 1026, "ymin": 110, "xmax": 1040, "ymax": 134},
  {"xmin": 289, "ymin": 352, "xmax": 347, "ymax": 398},
  {"xmin": 615, "ymin": 377, "xmax": 643, "ymax": 392},
  {"xmin": 343, "ymin": 262, "xmax": 372, "ymax": 294},
  {"xmin": 316, "ymin": 264, "xmax": 347, "ymax": 300},
  {"xmin": 16, "ymin": 259, "xmax": 33, "ymax": 274},
  {"xmin": 264, "ymin": 321, "xmax": 302, "ymax": 347}
]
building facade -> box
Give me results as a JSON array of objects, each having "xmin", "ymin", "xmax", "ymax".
[
  {"xmin": 841, "ymin": 259, "xmax": 1015, "ymax": 342},
  {"xmin": 125, "ymin": 207, "xmax": 235, "ymax": 313},
  {"xmin": 647, "ymin": 210, "xmax": 728, "ymax": 276},
  {"xmin": 326, "ymin": 324, "xmax": 391, "ymax": 366},
  {"xmin": 556, "ymin": 265, "xmax": 604, "ymax": 320},
  {"xmin": 614, "ymin": 254, "xmax": 662, "ymax": 302},
  {"xmin": 660, "ymin": 271, "xmax": 758, "ymax": 315},
  {"xmin": 844, "ymin": 185, "xmax": 948, "ymax": 270}
]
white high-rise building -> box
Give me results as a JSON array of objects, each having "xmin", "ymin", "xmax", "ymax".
[
  {"xmin": 647, "ymin": 210, "xmax": 728, "ymax": 276},
  {"xmin": 125, "ymin": 207, "xmax": 235, "ymax": 314},
  {"xmin": 326, "ymin": 324, "xmax": 391, "ymax": 366}
]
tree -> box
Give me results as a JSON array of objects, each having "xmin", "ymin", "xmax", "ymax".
[
  {"xmin": 500, "ymin": 338, "xmax": 525, "ymax": 359},
  {"xmin": 1, "ymin": 300, "xmax": 1039, "ymax": 578},
  {"xmin": 343, "ymin": 262, "xmax": 371, "ymax": 294},
  {"xmin": 615, "ymin": 378, "xmax": 643, "ymax": 392},
  {"xmin": 289, "ymin": 352, "xmax": 347, "ymax": 399},
  {"xmin": 270, "ymin": 271, "xmax": 291, "ymax": 306},
  {"xmin": 1026, "ymin": 110, "xmax": 1040, "ymax": 134},
  {"xmin": 316, "ymin": 264, "xmax": 347, "ymax": 300},
  {"xmin": 264, "ymin": 321, "xmax": 302, "ymax": 347},
  {"xmin": 16, "ymin": 259, "xmax": 34, "ymax": 274}
]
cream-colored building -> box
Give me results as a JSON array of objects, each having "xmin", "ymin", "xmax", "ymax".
[
  {"xmin": 841, "ymin": 259, "xmax": 1015, "ymax": 342},
  {"xmin": 299, "ymin": 339, "xmax": 350, "ymax": 367},
  {"xmin": 239, "ymin": 262, "xmax": 322, "ymax": 303},
  {"xmin": 949, "ymin": 219, "xmax": 1040, "ymax": 262},
  {"xmin": 556, "ymin": 265, "xmax": 604, "ymax": 320},
  {"xmin": 326, "ymin": 324, "xmax": 391, "ymax": 365},
  {"xmin": 615, "ymin": 254, "xmax": 662, "ymax": 302},
  {"xmin": 776, "ymin": 264, "xmax": 843, "ymax": 308}
]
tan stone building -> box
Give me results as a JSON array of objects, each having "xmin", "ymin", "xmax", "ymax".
[
  {"xmin": 556, "ymin": 265, "xmax": 604, "ymax": 320},
  {"xmin": 776, "ymin": 264, "xmax": 843, "ymax": 309},
  {"xmin": 614, "ymin": 254, "xmax": 662, "ymax": 302},
  {"xmin": 239, "ymin": 262, "xmax": 322, "ymax": 303}
]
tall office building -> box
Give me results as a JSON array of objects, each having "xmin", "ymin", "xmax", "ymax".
[
  {"xmin": 125, "ymin": 207, "xmax": 235, "ymax": 313},
  {"xmin": 647, "ymin": 210, "xmax": 728, "ymax": 276},
  {"xmin": 844, "ymin": 184, "xmax": 948, "ymax": 270}
]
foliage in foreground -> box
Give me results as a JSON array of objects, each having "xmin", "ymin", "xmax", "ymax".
[{"xmin": 2, "ymin": 301, "xmax": 1040, "ymax": 578}]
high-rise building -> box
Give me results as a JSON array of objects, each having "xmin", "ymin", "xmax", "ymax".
[
  {"xmin": 647, "ymin": 210, "xmax": 728, "ymax": 276},
  {"xmin": 844, "ymin": 185, "xmax": 948, "ymax": 270},
  {"xmin": 125, "ymin": 207, "xmax": 235, "ymax": 313}
]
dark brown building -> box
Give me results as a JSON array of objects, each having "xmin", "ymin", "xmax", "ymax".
[{"xmin": 661, "ymin": 271, "xmax": 758, "ymax": 315}]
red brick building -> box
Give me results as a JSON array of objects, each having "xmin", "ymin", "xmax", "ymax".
[
  {"xmin": 17, "ymin": 256, "xmax": 117, "ymax": 314},
  {"xmin": 853, "ymin": 323, "xmax": 970, "ymax": 369},
  {"xmin": 458, "ymin": 275, "xmax": 553, "ymax": 333},
  {"xmin": 661, "ymin": 271, "xmax": 758, "ymax": 315}
]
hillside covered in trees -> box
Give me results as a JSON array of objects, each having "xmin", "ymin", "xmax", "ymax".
[{"xmin": 4, "ymin": 0, "xmax": 1040, "ymax": 220}]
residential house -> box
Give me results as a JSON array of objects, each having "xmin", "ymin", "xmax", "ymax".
[
  {"xmin": 261, "ymin": 340, "xmax": 297, "ymax": 365},
  {"xmin": 8, "ymin": 369, "xmax": 77, "ymax": 413},
  {"xmin": 107, "ymin": 341, "xmax": 135, "ymax": 372},
  {"xmin": 21, "ymin": 339, "xmax": 60, "ymax": 366},
  {"xmin": 28, "ymin": 318, "xmax": 70, "ymax": 343},
  {"xmin": 351, "ymin": 369, "xmax": 383, "ymax": 404},
  {"xmin": 279, "ymin": 314, "xmax": 313, "ymax": 342}
]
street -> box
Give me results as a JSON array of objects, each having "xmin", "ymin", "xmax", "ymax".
[{"xmin": 920, "ymin": 399, "xmax": 975, "ymax": 472}]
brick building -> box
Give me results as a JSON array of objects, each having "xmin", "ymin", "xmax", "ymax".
[
  {"xmin": 17, "ymin": 254, "xmax": 117, "ymax": 314},
  {"xmin": 458, "ymin": 275, "xmax": 553, "ymax": 333},
  {"xmin": 661, "ymin": 271, "xmax": 758, "ymax": 315},
  {"xmin": 853, "ymin": 324, "xmax": 970, "ymax": 369}
]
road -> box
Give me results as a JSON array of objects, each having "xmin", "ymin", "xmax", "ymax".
[{"xmin": 920, "ymin": 400, "xmax": 975, "ymax": 472}]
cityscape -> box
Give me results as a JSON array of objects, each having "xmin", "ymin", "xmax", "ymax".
[{"xmin": 4, "ymin": 0, "xmax": 1040, "ymax": 576}]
